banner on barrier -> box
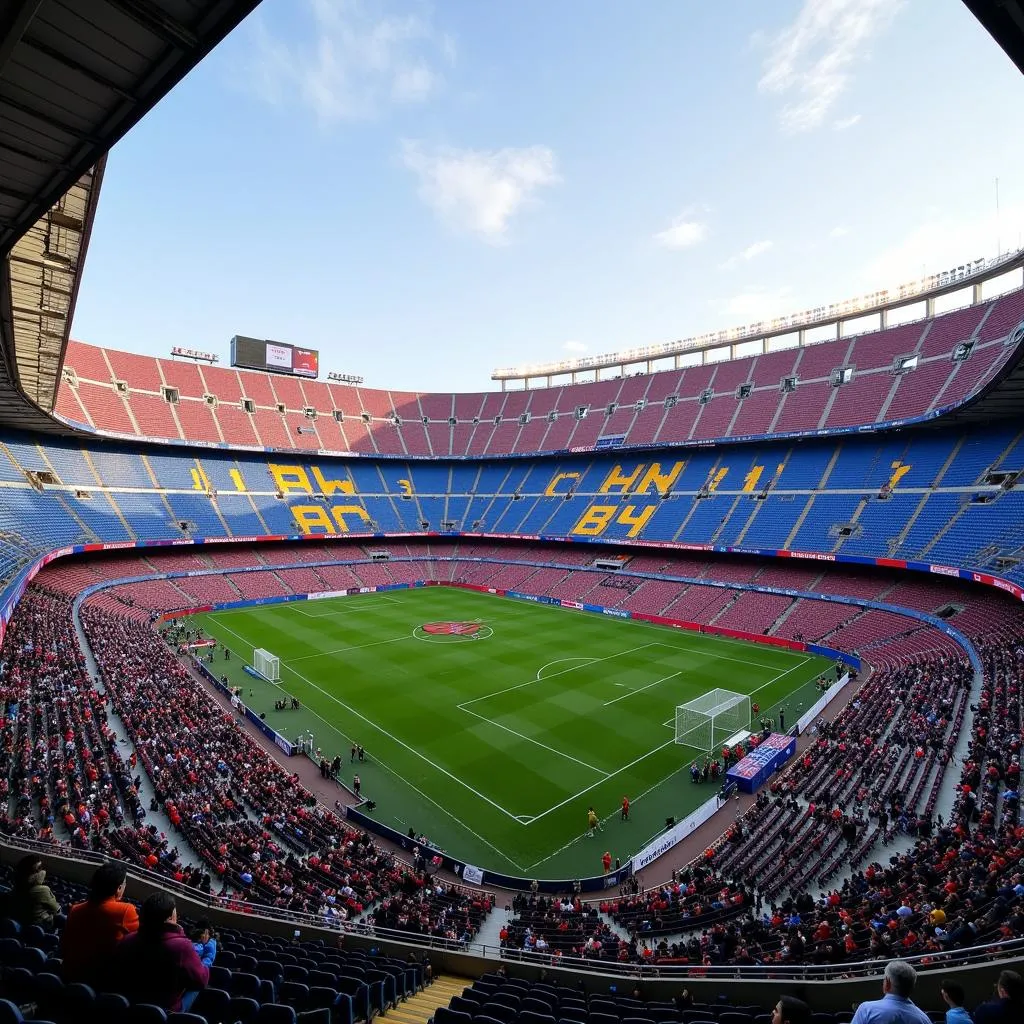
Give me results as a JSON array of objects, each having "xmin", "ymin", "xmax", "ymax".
[
  {"xmin": 632, "ymin": 793, "xmax": 722, "ymax": 871},
  {"xmin": 796, "ymin": 672, "xmax": 852, "ymax": 735},
  {"xmin": 462, "ymin": 864, "xmax": 484, "ymax": 885}
]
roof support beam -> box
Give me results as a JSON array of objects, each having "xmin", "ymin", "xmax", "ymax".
[
  {"xmin": 23, "ymin": 39, "xmax": 140, "ymax": 103},
  {"xmin": 0, "ymin": 0, "xmax": 43, "ymax": 78},
  {"xmin": 105, "ymin": 0, "xmax": 199, "ymax": 51}
]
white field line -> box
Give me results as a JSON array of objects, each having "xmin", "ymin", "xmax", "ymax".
[
  {"xmin": 523, "ymin": 730, "xmax": 710, "ymax": 871},
  {"xmin": 536, "ymin": 657, "xmax": 598, "ymax": 679},
  {"xmin": 457, "ymin": 643, "xmax": 660, "ymax": 711},
  {"xmin": 602, "ymin": 671, "xmax": 683, "ymax": 707},
  {"xmin": 208, "ymin": 616, "xmax": 414, "ymax": 664},
  {"xmin": 749, "ymin": 655, "xmax": 812, "ymax": 695},
  {"xmin": 524, "ymin": 737, "xmax": 677, "ymax": 828},
  {"xmin": 201, "ymin": 617, "xmax": 527, "ymax": 871},
  {"xmin": 291, "ymin": 596, "xmax": 402, "ymax": 618},
  {"xmin": 523, "ymin": 655, "xmax": 821, "ymax": 830},
  {"xmin": 646, "ymin": 639, "xmax": 794, "ymax": 672},
  {"xmin": 459, "ymin": 704, "xmax": 609, "ymax": 775},
  {"xmin": 207, "ymin": 595, "xmax": 823, "ymax": 855},
  {"xmin": 280, "ymin": 660, "xmax": 527, "ymax": 823}
]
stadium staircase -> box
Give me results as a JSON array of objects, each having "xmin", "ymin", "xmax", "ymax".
[
  {"xmin": 400, "ymin": 976, "xmax": 472, "ymax": 1024},
  {"xmin": 474, "ymin": 906, "xmax": 510, "ymax": 948},
  {"xmin": 69, "ymin": 599, "xmax": 206, "ymax": 871},
  {"xmin": 596, "ymin": 909, "xmax": 632, "ymax": 944}
]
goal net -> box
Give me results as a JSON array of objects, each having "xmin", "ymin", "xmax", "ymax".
[
  {"xmin": 675, "ymin": 689, "xmax": 750, "ymax": 752},
  {"xmin": 252, "ymin": 648, "xmax": 281, "ymax": 683}
]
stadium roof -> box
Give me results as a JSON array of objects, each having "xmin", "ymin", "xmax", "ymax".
[
  {"xmin": 0, "ymin": 0, "xmax": 1021, "ymax": 442},
  {"xmin": 0, "ymin": 0, "xmax": 262, "ymax": 431},
  {"xmin": 963, "ymin": 0, "xmax": 1024, "ymax": 77}
]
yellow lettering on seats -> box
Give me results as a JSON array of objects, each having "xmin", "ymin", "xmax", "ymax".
[
  {"xmin": 599, "ymin": 465, "xmax": 642, "ymax": 494},
  {"xmin": 708, "ymin": 467, "xmax": 729, "ymax": 492},
  {"xmin": 332, "ymin": 506, "xmax": 372, "ymax": 532},
  {"xmin": 887, "ymin": 461, "xmax": 911, "ymax": 491},
  {"xmin": 293, "ymin": 506, "xmax": 335, "ymax": 534},
  {"xmin": 228, "ymin": 469, "xmax": 247, "ymax": 492},
  {"xmin": 312, "ymin": 466, "xmax": 355, "ymax": 495},
  {"xmin": 190, "ymin": 467, "xmax": 211, "ymax": 492},
  {"xmin": 618, "ymin": 505, "xmax": 656, "ymax": 538},
  {"xmin": 742, "ymin": 466, "xmax": 765, "ymax": 493},
  {"xmin": 634, "ymin": 462, "xmax": 685, "ymax": 495},
  {"xmin": 545, "ymin": 472, "xmax": 580, "ymax": 496},
  {"xmin": 398, "ymin": 478, "xmax": 414, "ymax": 496},
  {"xmin": 572, "ymin": 505, "xmax": 618, "ymax": 535},
  {"xmin": 270, "ymin": 464, "xmax": 313, "ymax": 495}
]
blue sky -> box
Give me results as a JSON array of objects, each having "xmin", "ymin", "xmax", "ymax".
[{"xmin": 72, "ymin": 0, "xmax": 1024, "ymax": 391}]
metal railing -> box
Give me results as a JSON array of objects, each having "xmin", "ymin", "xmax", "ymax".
[{"xmin": 4, "ymin": 830, "xmax": 1022, "ymax": 983}]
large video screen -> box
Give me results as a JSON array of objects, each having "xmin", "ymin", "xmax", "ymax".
[{"xmin": 230, "ymin": 336, "xmax": 319, "ymax": 378}]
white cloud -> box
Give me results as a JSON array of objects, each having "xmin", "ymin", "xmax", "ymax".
[
  {"xmin": 400, "ymin": 141, "xmax": 560, "ymax": 243},
  {"xmin": 654, "ymin": 214, "xmax": 708, "ymax": 250},
  {"xmin": 861, "ymin": 202, "xmax": 1024, "ymax": 288},
  {"xmin": 721, "ymin": 287, "xmax": 797, "ymax": 322},
  {"xmin": 720, "ymin": 239, "xmax": 774, "ymax": 270},
  {"xmin": 829, "ymin": 225, "xmax": 850, "ymax": 238},
  {"xmin": 758, "ymin": 0, "xmax": 901, "ymax": 133},
  {"xmin": 833, "ymin": 112, "xmax": 862, "ymax": 131},
  {"xmin": 563, "ymin": 341, "xmax": 588, "ymax": 353},
  {"xmin": 244, "ymin": 0, "xmax": 454, "ymax": 122}
]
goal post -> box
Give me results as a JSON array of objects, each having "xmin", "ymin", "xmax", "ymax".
[
  {"xmin": 252, "ymin": 648, "xmax": 281, "ymax": 683},
  {"xmin": 675, "ymin": 689, "xmax": 750, "ymax": 752}
]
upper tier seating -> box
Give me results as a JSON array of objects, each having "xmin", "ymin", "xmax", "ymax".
[
  {"xmin": 55, "ymin": 288, "xmax": 1024, "ymax": 455},
  {"xmin": 2, "ymin": 425, "xmax": 1023, "ymax": 605}
]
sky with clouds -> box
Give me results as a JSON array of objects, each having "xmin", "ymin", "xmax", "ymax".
[{"xmin": 72, "ymin": 0, "xmax": 1024, "ymax": 391}]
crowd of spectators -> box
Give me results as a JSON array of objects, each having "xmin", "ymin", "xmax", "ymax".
[
  {"xmin": 5, "ymin": 559, "xmax": 1024, "ymax": 974},
  {"xmin": 501, "ymin": 643, "xmax": 1024, "ymax": 970},
  {"xmin": 77, "ymin": 596, "xmax": 490, "ymax": 940},
  {"xmin": 0, "ymin": 591, "xmax": 193, "ymax": 877},
  {"xmin": 0, "ymin": 585, "xmax": 492, "ymax": 946},
  {"xmin": 502, "ymin": 893, "xmax": 627, "ymax": 964}
]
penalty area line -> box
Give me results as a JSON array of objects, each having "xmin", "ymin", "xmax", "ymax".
[
  {"xmin": 281, "ymin": 661, "xmax": 529, "ymax": 825},
  {"xmin": 602, "ymin": 670, "xmax": 683, "ymax": 707},
  {"xmin": 460, "ymin": 643, "xmax": 660, "ymax": 710},
  {"xmin": 458, "ymin": 704, "xmax": 610, "ymax": 775},
  {"xmin": 524, "ymin": 736, "xmax": 677, "ymax": 828}
]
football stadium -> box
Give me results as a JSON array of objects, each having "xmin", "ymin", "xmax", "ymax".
[{"xmin": 0, "ymin": 0, "xmax": 1024, "ymax": 1020}]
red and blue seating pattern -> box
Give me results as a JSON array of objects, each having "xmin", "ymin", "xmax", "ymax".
[{"xmin": 54, "ymin": 288, "xmax": 1024, "ymax": 456}]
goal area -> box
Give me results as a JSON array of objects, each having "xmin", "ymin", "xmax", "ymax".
[
  {"xmin": 675, "ymin": 689, "xmax": 750, "ymax": 752},
  {"xmin": 252, "ymin": 648, "xmax": 281, "ymax": 683}
]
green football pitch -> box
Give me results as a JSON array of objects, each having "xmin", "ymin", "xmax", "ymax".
[{"xmin": 191, "ymin": 588, "xmax": 833, "ymax": 878}]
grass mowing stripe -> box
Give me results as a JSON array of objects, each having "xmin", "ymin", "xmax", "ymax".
[
  {"xmin": 458, "ymin": 704, "xmax": 610, "ymax": 775},
  {"xmin": 457, "ymin": 643, "xmax": 660, "ymax": 709},
  {"xmin": 207, "ymin": 610, "xmax": 529, "ymax": 872}
]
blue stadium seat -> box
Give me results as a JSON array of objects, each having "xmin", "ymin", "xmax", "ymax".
[
  {"xmin": 189, "ymin": 988, "xmax": 229, "ymax": 1024},
  {"xmin": 255, "ymin": 1005, "xmax": 297, "ymax": 1024},
  {"xmin": 227, "ymin": 997, "xmax": 260, "ymax": 1024},
  {"xmin": 125, "ymin": 1007, "xmax": 167, "ymax": 1024}
]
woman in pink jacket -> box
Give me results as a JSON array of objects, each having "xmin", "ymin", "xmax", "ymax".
[{"xmin": 108, "ymin": 891, "xmax": 209, "ymax": 1012}]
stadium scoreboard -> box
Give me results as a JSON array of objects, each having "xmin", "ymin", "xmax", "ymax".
[{"xmin": 230, "ymin": 336, "xmax": 319, "ymax": 378}]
